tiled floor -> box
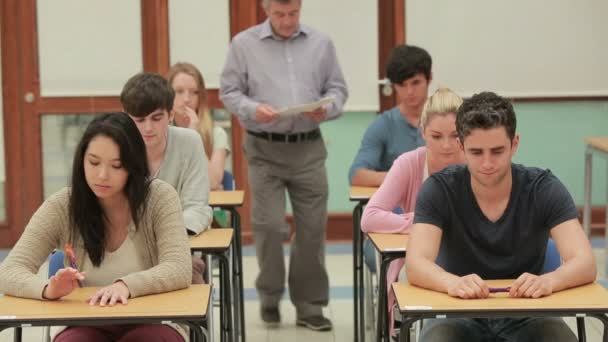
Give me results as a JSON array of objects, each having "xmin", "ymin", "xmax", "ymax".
[{"xmin": 1, "ymin": 239, "xmax": 608, "ymax": 342}]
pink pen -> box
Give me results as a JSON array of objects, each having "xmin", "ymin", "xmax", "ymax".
[
  {"xmin": 489, "ymin": 287, "xmax": 511, "ymax": 293},
  {"xmin": 64, "ymin": 244, "xmax": 83, "ymax": 287}
]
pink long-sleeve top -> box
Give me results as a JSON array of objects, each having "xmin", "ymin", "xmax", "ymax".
[{"xmin": 361, "ymin": 146, "xmax": 427, "ymax": 330}]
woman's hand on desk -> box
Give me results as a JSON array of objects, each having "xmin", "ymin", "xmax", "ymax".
[
  {"xmin": 447, "ymin": 274, "xmax": 490, "ymax": 299},
  {"xmin": 87, "ymin": 281, "xmax": 131, "ymax": 306},
  {"xmin": 509, "ymin": 273, "xmax": 553, "ymax": 298},
  {"xmin": 43, "ymin": 267, "xmax": 86, "ymax": 300}
]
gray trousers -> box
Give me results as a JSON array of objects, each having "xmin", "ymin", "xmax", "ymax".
[{"xmin": 244, "ymin": 133, "xmax": 329, "ymax": 318}]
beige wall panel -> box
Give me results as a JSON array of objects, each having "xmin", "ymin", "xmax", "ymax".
[
  {"xmin": 37, "ymin": 0, "xmax": 143, "ymax": 96},
  {"xmin": 169, "ymin": 0, "xmax": 230, "ymax": 89},
  {"xmin": 301, "ymin": 0, "xmax": 379, "ymax": 111}
]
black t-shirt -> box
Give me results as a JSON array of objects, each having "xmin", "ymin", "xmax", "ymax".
[{"xmin": 413, "ymin": 164, "xmax": 578, "ymax": 279}]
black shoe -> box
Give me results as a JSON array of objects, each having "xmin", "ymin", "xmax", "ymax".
[
  {"xmin": 261, "ymin": 306, "xmax": 280, "ymax": 328},
  {"xmin": 296, "ymin": 315, "xmax": 333, "ymax": 331}
]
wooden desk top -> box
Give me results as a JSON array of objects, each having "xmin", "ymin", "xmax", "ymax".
[
  {"xmin": 349, "ymin": 186, "xmax": 378, "ymax": 201},
  {"xmin": 393, "ymin": 280, "xmax": 608, "ymax": 313},
  {"xmin": 189, "ymin": 228, "xmax": 233, "ymax": 252},
  {"xmin": 209, "ymin": 190, "xmax": 245, "ymax": 207},
  {"xmin": 368, "ymin": 233, "xmax": 409, "ymax": 254},
  {"xmin": 0, "ymin": 285, "xmax": 210, "ymax": 321},
  {"xmin": 585, "ymin": 137, "xmax": 608, "ymax": 153}
]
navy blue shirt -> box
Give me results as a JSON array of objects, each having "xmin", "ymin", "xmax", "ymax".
[
  {"xmin": 413, "ymin": 164, "xmax": 578, "ymax": 279},
  {"xmin": 348, "ymin": 106, "xmax": 424, "ymax": 183}
]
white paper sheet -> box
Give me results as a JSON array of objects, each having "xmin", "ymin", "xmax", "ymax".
[{"xmin": 278, "ymin": 96, "xmax": 335, "ymax": 116}]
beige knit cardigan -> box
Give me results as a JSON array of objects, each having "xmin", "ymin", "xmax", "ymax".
[{"xmin": 0, "ymin": 179, "xmax": 192, "ymax": 299}]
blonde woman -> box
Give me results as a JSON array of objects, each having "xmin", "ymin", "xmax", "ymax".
[
  {"xmin": 361, "ymin": 87, "xmax": 465, "ymax": 334},
  {"xmin": 168, "ymin": 62, "xmax": 231, "ymax": 190}
]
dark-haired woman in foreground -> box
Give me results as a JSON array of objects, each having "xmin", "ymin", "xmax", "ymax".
[{"xmin": 0, "ymin": 113, "xmax": 191, "ymax": 341}]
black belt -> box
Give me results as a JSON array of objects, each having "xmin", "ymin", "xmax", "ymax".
[{"xmin": 247, "ymin": 129, "xmax": 321, "ymax": 143}]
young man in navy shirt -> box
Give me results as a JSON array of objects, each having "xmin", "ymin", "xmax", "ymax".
[{"xmin": 406, "ymin": 92, "xmax": 596, "ymax": 341}]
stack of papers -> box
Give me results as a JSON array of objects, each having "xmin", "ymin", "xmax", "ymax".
[{"xmin": 278, "ymin": 96, "xmax": 335, "ymax": 117}]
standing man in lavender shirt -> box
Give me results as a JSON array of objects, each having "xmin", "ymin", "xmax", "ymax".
[{"xmin": 220, "ymin": 0, "xmax": 348, "ymax": 331}]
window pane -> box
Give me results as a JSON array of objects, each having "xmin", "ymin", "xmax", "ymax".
[{"xmin": 41, "ymin": 114, "xmax": 96, "ymax": 199}]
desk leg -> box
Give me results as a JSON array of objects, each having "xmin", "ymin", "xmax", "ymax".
[
  {"xmin": 576, "ymin": 316, "xmax": 586, "ymax": 342},
  {"xmin": 185, "ymin": 322, "xmax": 205, "ymax": 342},
  {"xmin": 358, "ymin": 208, "xmax": 365, "ymax": 342},
  {"xmin": 13, "ymin": 327, "xmax": 21, "ymax": 342},
  {"xmin": 218, "ymin": 253, "xmax": 233, "ymax": 342},
  {"xmin": 376, "ymin": 256, "xmax": 393, "ymax": 342},
  {"xmin": 230, "ymin": 208, "xmax": 245, "ymax": 342},
  {"xmin": 206, "ymin": 254, "xmax": 215, "ymax": 342},
  {"xmin": 583, "ymin": 146, "xmax": 592, "ymax": 237},
  {"xmin": 352, "ymin": 203, "xmax": 364, "ymax": 342},
  {"xmin": 399, "ymin": 317, "xmax": 417, "ymax": 342}
]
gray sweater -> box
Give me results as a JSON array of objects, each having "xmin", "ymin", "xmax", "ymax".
[{"xmin": 158, "ymin": 126, "xmax": 213, "ymax": 234}]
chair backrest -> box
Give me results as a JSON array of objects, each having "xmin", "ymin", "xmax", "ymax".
[
  {"xmin": 48, "ymin": 250, "xmax": 65, "ymax": 278},
  {"xmin": 541, "ymin": 239, "xmax": 561, "ymax": 274},
  {"xmin": 222, "ymin": 170, "xmax": 235, "ymax": 191}
]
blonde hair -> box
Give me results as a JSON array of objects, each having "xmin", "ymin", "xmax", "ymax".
[
  {"xmin": 167, "ymin": 62, "xmax": 214, "ymax": 158},
  {"xmin": 420, "ymin": 87, "xmax": 463, "ymax": 131}
]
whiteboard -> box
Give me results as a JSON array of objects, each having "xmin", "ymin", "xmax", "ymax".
[
  {"xmin": 169, "ymin": 0, "xmax": 230, "ymax": 89},
  {"xmin": 406, "ymin": 0, "xmax": 608, "ymax": 98},
  {"xmin": 302, "ymin": 0, "xmax": 378, "ymax": 111}
]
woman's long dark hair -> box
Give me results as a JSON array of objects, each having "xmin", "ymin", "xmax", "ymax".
[{"xmin": 69, "ymin": 112, "xmax": 150, "ymax": 266}]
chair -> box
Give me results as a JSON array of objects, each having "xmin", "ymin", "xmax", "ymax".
[
  {"xmin": 541, "ymin": 239, "xmax": 561, "ymax": 274},
  {"xmin": 222, "ymin": 170, "xmax": 234, "ymax": 191},
  {"xmin": 362, "ymin": 207, "xmax": 403, "ymax": 335},
  {"xmin": 363, "ymin": 238, "xmax": 378, "ymax": 331},
  {"xmin": 43, "ymin": 250, "xmax": 65, "ymax": 342},
  {"xmin": 48, "ymin": 250, "xmax": 65, "ymax": 278}
]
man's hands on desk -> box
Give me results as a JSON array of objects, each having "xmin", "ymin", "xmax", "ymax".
[{"xmin": 447, "ymin": 273, "xmax": 553, "ymax": 299}]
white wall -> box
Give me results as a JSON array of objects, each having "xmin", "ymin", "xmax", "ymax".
[
  {"xmin": 406, "ymin": 0, "xmax": 608, "ymax": 98},
  {"xmin": 169, "ymin": 0, "xmax": 230, "ymax": 89},
  {"xmin": 170, "ymin": 0, "xmax": 379, "ymax": 112},
  {"xmin": 301, "ymin": 0, "xmax": 379, "ymax": 111}
]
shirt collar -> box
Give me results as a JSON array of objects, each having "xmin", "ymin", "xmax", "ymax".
[{"xmin": 259, "ymin": 18, "xmax": 309, "ymax": 40}]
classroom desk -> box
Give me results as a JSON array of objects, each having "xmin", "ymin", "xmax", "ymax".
[
  {"xmin": 582, "ymin": 137, "xmax": 608, "ymax": 274},
  {"xmin": 209, "ymin": 191, "xmax": 245, "ymax": 342},
  {"xmin": 349, "ymin": 186, "xmax": 377, "ymax": 342},
  {"xmin": 0, "ymin": 285, "xmax": 211, "ymax": 342},
  {"xmin": 190, "ymin": 228, "xmax": 234, "ymax": 342},
  {"xmin": 368, "ymin": 233, "xmax": 408, "ymax": 342},
  {"xmin": 393, "ymin": 280, "xmax": 608, "ymax": 342}
]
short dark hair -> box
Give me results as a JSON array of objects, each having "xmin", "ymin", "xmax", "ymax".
[
  {"xmin": 69, "ymin": 112, "xmax": 150, "ymax": 266},
  {"xmin": 456, "ymin": 92, "xmax": 517, "ymax": 142},
  {"xmin": 120, "ymin": 72, "xmax": 174, "ymax": 117},
  {"xmin": 386, "ymin": 45, "xmax": 432, "ymax": 84}
]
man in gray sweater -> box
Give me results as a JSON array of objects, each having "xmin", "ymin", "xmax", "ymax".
[{"xmin": 120, "ymin": 72, "xmax": 213, "ymax": 282}]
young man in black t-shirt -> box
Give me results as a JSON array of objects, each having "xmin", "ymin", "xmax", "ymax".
[{"xmin": 406, "ymin": 92, "xmax": 596, "ymax": 341}]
